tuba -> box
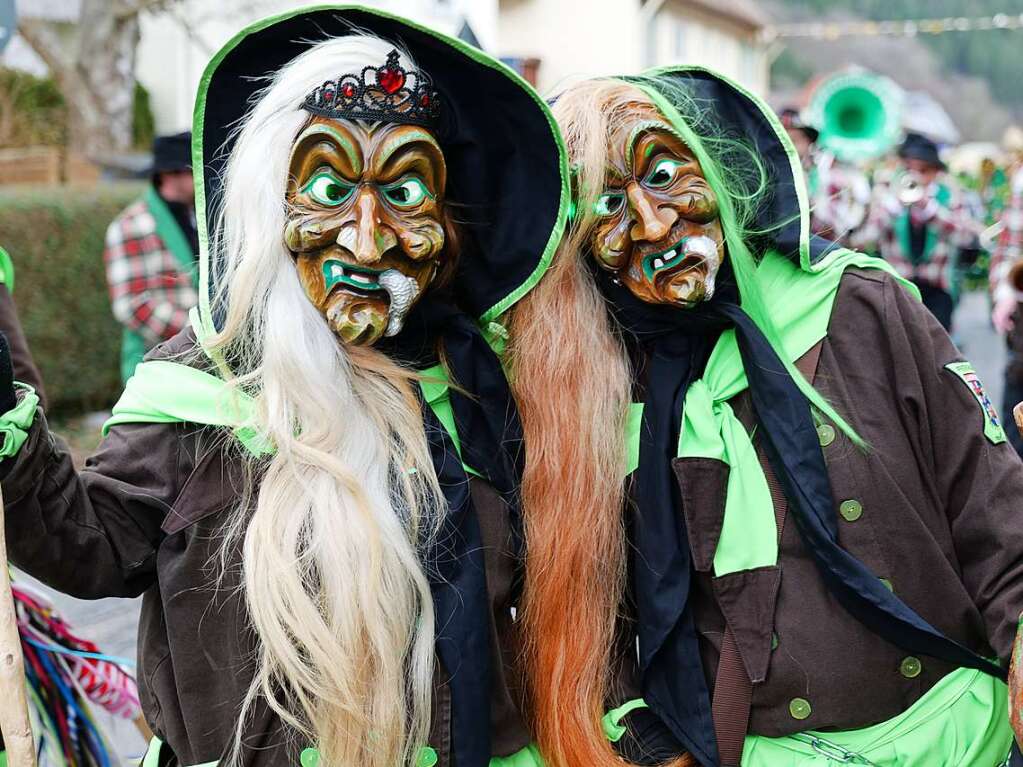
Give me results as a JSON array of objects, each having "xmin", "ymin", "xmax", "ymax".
[{"xmin": 805, "ymin": 70, "xmax": 904, "ymax": 163}]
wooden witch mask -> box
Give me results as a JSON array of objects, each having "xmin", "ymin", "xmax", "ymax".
[
  {"xmin": 590, "ymin": 100, "xmax": 725, "ymax": 308},
  {"xmin": 285, "ymin": 50, "xmax": 448, "ymax": 345}
]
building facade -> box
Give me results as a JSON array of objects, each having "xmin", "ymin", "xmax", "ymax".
[{"xmin": 499, "ymin": 0, "xmax": 769, "ymax": 97}]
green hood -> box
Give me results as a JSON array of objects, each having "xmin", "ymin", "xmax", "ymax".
[
  {"xmin": 625, "ymin": 65, "xmax": 833, "ymax": 273},
  {"xmin": 191, "ymin": 4, "xmax": 569, "ymax": 339}
]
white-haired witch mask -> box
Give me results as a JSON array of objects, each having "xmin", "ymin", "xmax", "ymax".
[
  {"xmin": 285, "ymin": 50, "xmax": 448, "ymax": 345},
  {"xmin": 590, "ymin": 101, "xmax": 725, "ymax": 308}
]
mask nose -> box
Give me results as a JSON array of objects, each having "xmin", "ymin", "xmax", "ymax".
[
  {"xmin": 626, "ymin": 182, "xmax": 676, "ymax": 244},
  {"xmin": 349, "ymin": 189, "xmax": 397, "ymax": 265}
]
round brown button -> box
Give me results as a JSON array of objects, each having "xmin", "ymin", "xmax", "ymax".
[
  {"xmin": 817, "ymin": 423, "xmax": 836, "ymax": 447},
  {"xmin": 839, "ymin": 499, "xmax": 863, "ymax": 521},
  {"xmin": 900, "ymin": 656, "xmax": 922, "ymax": 678},
  {"xmin": 789, "ymin": 697, "xmax": 812, "ymax": 720}
]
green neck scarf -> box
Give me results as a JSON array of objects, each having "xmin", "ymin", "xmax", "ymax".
[{"xmin": 629, "ymin": 249, "xmax": 916, "ymax": 576}]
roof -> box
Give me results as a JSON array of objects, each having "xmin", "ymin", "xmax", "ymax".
[{"xmin": 674, "ymin": 0, "xmax": 769, "ymax": 30}]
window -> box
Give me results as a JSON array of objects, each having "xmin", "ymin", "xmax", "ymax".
[{"xmin": 674, "ymin": 19, "xmax": 687, "ymax": 59}]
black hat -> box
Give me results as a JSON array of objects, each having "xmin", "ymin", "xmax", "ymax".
[
  {"xmin": 151, "ymin": 132, "xmax": 192, "ymax": 175},
  {"xmin": 898, "ymin": 132, "xmax": 945, "ymax": 170},
  {"xmin": 779, "ymin": 107, "xmax": 819, "ymax": 142}
]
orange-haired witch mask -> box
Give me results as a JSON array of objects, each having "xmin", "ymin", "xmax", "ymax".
[
  {"xmin": 285, "ymin": 51, "xmax": 448, "ymax": 345},
  {"xmin": 590, "ymin": 102, "xmax": 725, "ymax": 308}
]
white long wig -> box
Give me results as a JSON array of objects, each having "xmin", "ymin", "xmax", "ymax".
[{"xmin": 206, "ymin": 36, "xmax": 445, "ymax": 767}]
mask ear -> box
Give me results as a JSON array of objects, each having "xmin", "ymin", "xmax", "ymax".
[{"xmin": 428, "ymin": 204, "xmax": 462, "ymax": 292}]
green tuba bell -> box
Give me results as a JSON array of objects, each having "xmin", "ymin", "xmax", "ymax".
[{"xmin": 804, "ymin": 70, "xmax": 904, "ymax": 162}]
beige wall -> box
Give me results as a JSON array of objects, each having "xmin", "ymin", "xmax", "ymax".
[
  {"xmin": 498, "ymin": 0, "xmax": 643, "ymax": 96},
  {"xmin": 137, "ymin": 0, "xmax": 500, "ymax": 134},
  {"xmin": 498, "ymin": 0, "xmax": 767, "ymax": 98},
  {"xmin": 649, "ymin": 2, "xmax": 768, "ymax": 93}
]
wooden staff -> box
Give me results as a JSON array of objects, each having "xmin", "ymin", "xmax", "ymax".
[{"xmin": 0, "ymin": 485, "xmax": 36, "ymax": 766}]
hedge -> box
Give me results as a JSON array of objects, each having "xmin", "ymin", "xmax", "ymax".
[{"xmin": 0, "ymin": 184, "xmax": 145, "ymax": 415}]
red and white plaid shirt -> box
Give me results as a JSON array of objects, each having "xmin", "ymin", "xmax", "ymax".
[
  {"xmin": 990, "ymin": 166, "xmax": 1023, "ymax": 302},
  {"xmin": 103, "ymin": 198, "xmax": 198, "ymax": 346},
  {"xmin": 856, "ymin": 179, "xmax": 976, "ymax": 292}
]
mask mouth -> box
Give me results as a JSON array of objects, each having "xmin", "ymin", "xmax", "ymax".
[
  {"xmin": 641, "ymin": 235, "xmax": 718, "ymax": 282},
  {"xmin": 323, "ymin": 259, "xmax": 387, "ymax": 297}
]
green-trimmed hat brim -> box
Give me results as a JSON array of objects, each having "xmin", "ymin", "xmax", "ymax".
[
  {"xmin": 191, "ymin": 4, "xmax": 569, "ymax": 337},
  {"xmin": 628, "ymin": 65, "xmax": 835, "ymax": 273}
]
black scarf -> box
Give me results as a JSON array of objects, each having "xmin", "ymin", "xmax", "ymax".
[
  {"xmin": 379, "ymin": 293, "xmax": 524, "ymax": 767},
  {"xmin": 600, "ymin": 263, "xmax": 1004, "ymax": 767}
]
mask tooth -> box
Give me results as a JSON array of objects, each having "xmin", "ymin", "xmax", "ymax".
[{"xmin": 379, "ymin": 269, "xmax": 420, "ymax": 337}]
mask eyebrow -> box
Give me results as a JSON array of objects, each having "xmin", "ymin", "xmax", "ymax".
[
  {"xmin": 377, "ymin": 128, "xmax": 442, "ymax": 168},
  {"xmin": 626, "ymin": 120, "xmax": 692, "ymax": 168},
  {"xmin": 294, "ymin": 122, "xmax": 363, "ymax": 176}
]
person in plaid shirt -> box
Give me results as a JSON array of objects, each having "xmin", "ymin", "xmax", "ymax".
[
  {"xmin": 855, "ymin": 133, "xmax": 979, "ymax": 331},
  {"xmin": 104, "ymin": 133, "xmax": 199, "ymax": 381}
]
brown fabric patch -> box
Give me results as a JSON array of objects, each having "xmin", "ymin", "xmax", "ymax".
[
  {"xmin": 672, "ymin": 456, "xmax": 729, "ymax": 573},
  {"xmin": 712, "ymin": 566, "xmax": 782, "ymax": 684}
]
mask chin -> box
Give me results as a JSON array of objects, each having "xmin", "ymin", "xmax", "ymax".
[{"xmin": 327, "ymin": 296, "xmax": 390, "ymax": 345}]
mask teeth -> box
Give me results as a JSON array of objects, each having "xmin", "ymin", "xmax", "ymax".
[{"xmin": 379, "ymin": 269, "xmax": 420, "ymax": 337}]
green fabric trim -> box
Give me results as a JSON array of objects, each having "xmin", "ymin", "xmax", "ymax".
[
  {"xmin": 190, "ymin": 3, "xmax": 569, "ymax": 337},
  {"xmin": 692, "ymin": 250, "xmax": 913, "ymax": 576},
  {"xmin": 944, "ymin": 361, "xmax": 1007, "ymax": 445},
  {"xmin": 146, "ymin": 738, "xmax": 543, "ymax": 767},
  {"xmin": 489, "ymin": 743, "xmax": 545, "ymax": 767},
  {"xmin": 0, "ymin": 384, "xmax": 39, "ymax": 458},
  {"xmin": 619, "ymin": 250, "xmax": 912, "ymax": 577},
  {"xmin": 0, "ymin": 246, "xmax": 15, "ymax": 291},
  {"xmin": 104, "ymin": 359, "xmax": 476, "ymax": 474},
  {"xmin": 636, "ymin": 64, "xmax": 813, "ymax": 273},
  {"xmin": 103, "ymin": 360, "xmax": 270, "ymax": 455},
  {"xmin": 742, "ymin": 667, "xmax": 1011, "ymax": 765},
  {"xmin": 418, "ymin": 364, "xmax": 481, "ymax": 478},
  {"xmin": 624, "ymin": 402, "xmax": 644, "ymax": 476},
  {"xmin": 601, "ymin": 698, "xmax": 649, "ymax": 743},
  {"xmin": 144, "ymin": 185, "xmax": 199, "ymax": 287}
]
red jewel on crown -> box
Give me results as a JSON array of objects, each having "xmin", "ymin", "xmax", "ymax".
[
  {"xmin": 302, "ymin": 49, "xmax": 442, "ymax": 129},
  {"xmin": 378, "ymin": 64, "xmax": 405, "ymax": 94}
]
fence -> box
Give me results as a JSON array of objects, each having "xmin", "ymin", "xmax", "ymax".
[{"xmin": 0, "ymin": 146, "xmax": 100, "ymax": 186}]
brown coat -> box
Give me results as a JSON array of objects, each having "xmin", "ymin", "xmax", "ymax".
[
  {"xmin": 0, "ymin": 284, "xmax": 46, "ymax": 410},
  {"xmin": 674, "ymin": 268, "xmax": 1023, "ymax": 737},
  {"xmin": 0, "ymin": 330, "xmax": 529, "ymax": 765}
]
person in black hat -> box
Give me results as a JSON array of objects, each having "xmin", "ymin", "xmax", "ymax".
[
  {"xmin": 860, "ymin": 132, "xmax": 979, "ymax": 330},
  {"xmin": 102, "ymin": 131, "xmax": 200, "ymax": 380}
]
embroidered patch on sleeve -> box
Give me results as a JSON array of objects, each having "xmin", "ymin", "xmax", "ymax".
[{"xmin": 945, "ymin": 361, "xmax": 1007, "ymax": 445}]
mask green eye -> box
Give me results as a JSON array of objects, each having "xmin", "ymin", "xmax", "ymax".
[
  {"xmin": 302, "ymin": 172, "xmax": 355, "ymax": 207},
  {"xmin": 645, "ymin": 158, "xmax": 683, "ymax": 188},
  {"xmin": 594, "ymin": 192, "xmax": 625, "ymax": 217},
  {"xmin": 382, "ymin": 177, "xmax": 432, "ymax": 208}
]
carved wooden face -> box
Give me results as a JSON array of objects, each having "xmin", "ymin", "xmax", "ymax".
[
  {"xmin": 285, "ymin": 117, "xmax": 447, "ymax": 345},
  {"xmin": 590, "ymin": 101, "xmax": 725, "ymax": 307}
]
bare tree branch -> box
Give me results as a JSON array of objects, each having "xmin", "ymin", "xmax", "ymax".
[
  {"xmin": 16, "ymin": 17, "xmax": 74, "ymax": 76},
  {"xmin": 112, "ymin": 0, "xmax": 182, "ymax": 21}
]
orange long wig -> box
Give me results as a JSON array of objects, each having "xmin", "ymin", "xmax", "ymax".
[{"xmin": 508, "ymin": 79, "xmax": 694, "ymax": 767}]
